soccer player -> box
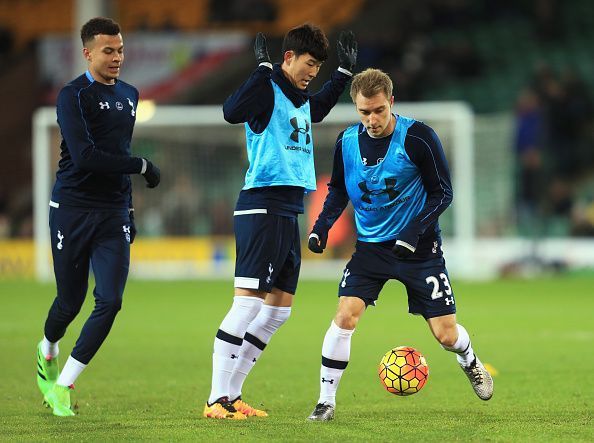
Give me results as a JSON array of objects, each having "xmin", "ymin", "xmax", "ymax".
[
  {"xmin": 36, "ymin": 17, "xmax": 161, "ymax": 417},
  {"xmin": 306, "ymin": 68, "xmax": 493, "ymax": 421},
  {"xmin": 203, "ymin": 24, "xmax": 357, "ymax": 420}
]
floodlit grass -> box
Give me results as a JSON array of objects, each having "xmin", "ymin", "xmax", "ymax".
[{"xmin": 1, "ymin": 277, "xmax": 593, "ymax": 441}]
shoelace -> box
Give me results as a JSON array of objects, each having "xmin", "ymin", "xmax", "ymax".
[
  {"xmin": 467, "ymin": 365, "xmax": 484, "ymax": 383},
  {"xmin": 315, "ymin": 404, "xmax": 332, "ymax": 414},
  {"xmin": 221, "ymin": 401, "xmax": 238, "ymax": 413}
]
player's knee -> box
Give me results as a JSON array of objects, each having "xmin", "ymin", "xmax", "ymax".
[
  {"xmin": 334, "ymin": 310, "xmax": 359, "ymax": 330},
  {"xmin": 98, "ymin": 297, "xmax": 123, "ymax": 316},
  {"xmin": 55, "ymin": 298, "xmax": 84, "ymax": 319},
  {"xmin": 435, "ymin": 329, "xmax": 457, "ymax": 347}
]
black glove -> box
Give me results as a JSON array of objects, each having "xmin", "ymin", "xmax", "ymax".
[
  {"xmin": 128, "ymin": 210, "xmax": 137, "ymax": 244},
  {"xmin": 392, "ymin": 242, "xmax": 414, "ymax": 259},
  {"xmin": 254, "ymin": 32, "xmax": 271, "ymax": 65},
  {"xmin": 308, "ymin": 231, "xmax": 328, "ymax": 254},
  {"xmin": 337, "ymin": 30, "xmax": 357, "ymax": 72},
  {"xmin": 142, "ymin": 159, "xmax": 160, "ymax": 188}
]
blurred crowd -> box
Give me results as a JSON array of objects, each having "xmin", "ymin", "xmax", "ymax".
[{"xmin": 514, "ymin": 64, "xmax": 594, "ymax": 237}]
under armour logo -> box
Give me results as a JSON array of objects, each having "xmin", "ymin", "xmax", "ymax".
[
  {"xmin": 445, "ymin": 297, "xmax": 455, "ymax": 306},
  {"xmin": 127, "ymin": 98, "xmax": 135, "ymax": 116},
  {"xmin": 341, "ymin": 269, "xmax": 350, "ymax": 288},
  {"xmin": 321, "ymin": 378, "xmax": 334, "ymax": 384},
  {"xmin": 123, "ymin": 225, "xmax": 131, "ymax": 243},
  {"xmin": 358, "ymin": 177, "xmax": 400, "ymax": 204},
  {"xmin": 231, "ymin": 354, "xmax": 238, "ymax": 359},
  {"xmin": 99, "ymin": 101, "xmax": 110, "ymax": 110},
  {"xmin": 252, "ymin": 358, "xmax": 257, "ymax": 363},
  {"xmin": 56, "ymin": 230, "xmax": 64, "ymax": 250},
  {"xmin": 289, "ymin": 117, "xmax": 310, "ymax": 143},
  {"xmin": 266, "ymin": 263, "xmax": 273, "ymax": 284}
]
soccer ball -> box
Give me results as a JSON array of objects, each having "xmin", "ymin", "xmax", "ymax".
[{"xmin": 378, "ymin": 346, "xmax": 429, "ymax": 396}]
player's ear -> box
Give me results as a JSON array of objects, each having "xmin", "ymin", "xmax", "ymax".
[
  {"xmin": 83, "ymin": 47, "xmax": 91, "ymax": 61},
  {"xmin": 283, "ymin": 50, "xmax": 295, "ymax": 65},
  {"xmin": 389, "ymin": 95, "xmax": 394, "ymax": 107}
]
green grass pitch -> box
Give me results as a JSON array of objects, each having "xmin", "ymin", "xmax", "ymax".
[{"xmin": 1, "ymin": 276, "xmax": 593, "ymax": 441}]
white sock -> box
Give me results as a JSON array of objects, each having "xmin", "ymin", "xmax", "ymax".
[
  {"xmin": 41, "ymin": 336, "xmax": 59, "ymax": 358},
  {"xmin": 208, "ymin": 296, "xmax": 263, "ymax": 404},
  {"xmin": 228, "ymin": 305, "xmax": 291, "ymax": 400},
  {"xmin": 443, "ymin": 324, "xmax": 476, "ymax": 367},
  {"xmin": 56, "ymin": 355, "xmax": 86, "ymax": 387},
  {"xmin": 318, "ymin": 321, "xmax": 354, "ymax": 406}
]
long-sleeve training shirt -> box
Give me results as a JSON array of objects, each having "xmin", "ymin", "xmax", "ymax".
[{"xmin": 51, "ymin": 71, "xmax": 142, "ymax": 209}]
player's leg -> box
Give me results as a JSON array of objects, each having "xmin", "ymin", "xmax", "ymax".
[
  {"xmin": 307, "ymin": 296, "xmax": 366, "ymax": 422},
  {"xmin": 40, "ymin": 207, "xmax": 91, "ymax": 415},
  {"xmin": 205, "ymin": 290, "xmax": 262, "ymax": 419},
  {"xmin": 205, "ymin": 213, "xmax": 290, "ymax": 419},
  {"xmin": 308, "ymin": 242, "xmax": 386, "ymax": 421},
  {"xmin": 227, "ymin": 215, "xmax": 299, "ymax": 417},
  {"xmin": 227, "ymin": 289, "xmax": 291, "ymax": 417},
  {"xmin": 46, "ymin": 209, "xmax": 131, "ymax": 416},
  {"xmin": 427, "ymin": 314, "xmax": 493, "ymax": 400},
  {"xmin": 399, "ymin": 257, "xmax": 492, "ymax": 400}
]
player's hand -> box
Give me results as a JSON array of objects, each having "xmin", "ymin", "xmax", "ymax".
[
  {"xmin": 254, "ymin": 32, "xmax": 271, "ymax": 65},
  {"xmin": 128, "ymin": 210, "xmax": 137, "ymax": 244},
  {"xmin": 308, "ymin": 231, "xmax": 328, "ymax": 254},
  {"xmin": 337, "ymin": 30, "xmax": 357, "ymax": 72},
  {"xmin": 392, "ymin": 242, "xmax": 415, "ymax": 259},
  {"xmin": 142, "ymin": 159, "xmax": 161, "ymax": 188}
]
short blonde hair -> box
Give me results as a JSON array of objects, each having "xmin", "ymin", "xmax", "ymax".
[{"xmin": 349, "ymin": 68, "xmax": 393, "ymax": 103}]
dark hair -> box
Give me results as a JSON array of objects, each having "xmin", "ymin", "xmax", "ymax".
[
  {"xmin": 80, "ymin": 17, "xmax": 121, "ymax": 45},
  {"xmin": 282, "ymin": 23, "xmax": 329, "ymax": 62}
]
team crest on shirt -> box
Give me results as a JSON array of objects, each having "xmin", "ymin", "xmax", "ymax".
[
  {"xmin": 127, "ymin": 98, "xmax": 136, "ymax": 116},
  {"xmin": 116, "ymin": 101, "xmax": 123, "ymax": 111}
]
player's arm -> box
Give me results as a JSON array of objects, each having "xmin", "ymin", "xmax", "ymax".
[
  {"xmin": 222, "ymin": 33, "xmax": 274, "ymax": 127},
  {"xmin": 393, "ymin": 123, "xmax": 453, "ymax": 258},
  {"xmin": 308, "ymin": 133, "xmax": 350, "ymax": 253},
  {"xmin": 309, "ymin": 31, "xmax": 357, "ymax": 123}
]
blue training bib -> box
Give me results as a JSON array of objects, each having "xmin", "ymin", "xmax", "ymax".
[
  {"xmin": 243, "ymin": 81, "xmax": 316, "ymax": 192},
  {"xmin": 343, "ymin": 116, "xmax": 427, "ymax": 242}
]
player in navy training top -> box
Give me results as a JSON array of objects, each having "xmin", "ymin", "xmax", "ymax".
[
  {"xmin": 306, "ymin": 69, "xmax": 493, "ymax": 422},
  {"xmin": 36, "ymin": 17, "xmax": 161, "ymax": 417},
  {"xmin": 204, "ymin": 24, "xmax": 357, "ymax": 419}
]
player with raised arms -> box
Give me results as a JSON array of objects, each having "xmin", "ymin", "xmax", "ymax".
[{"xmin": 203, "ymin": 24, "xmax": 357, "ymax": 419}]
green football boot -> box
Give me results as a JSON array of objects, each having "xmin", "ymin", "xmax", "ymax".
[
  {"xmin": 44, "ymin": 384, "xmax": 75, "ymax": 417},
  {"xmin": 36, "ymin": 342, "xmax": 59, "ymax": 396}
]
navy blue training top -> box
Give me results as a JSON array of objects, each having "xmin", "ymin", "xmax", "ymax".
[{"xmin": 51, "ymin": 71, "xmax": 143, "ymax": 209}]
